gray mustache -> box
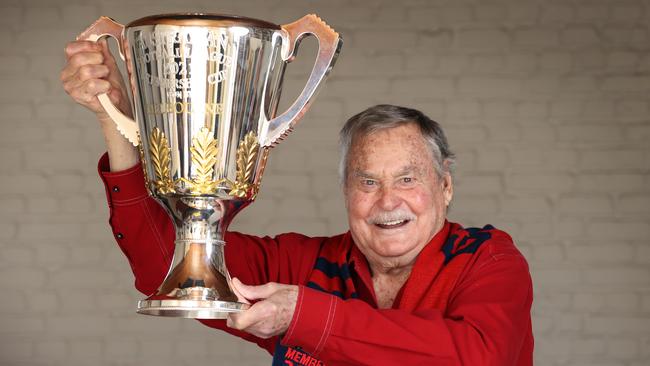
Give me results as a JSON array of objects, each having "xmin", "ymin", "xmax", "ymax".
[{"xmin": 367, "ymin": 210, "xmax": 416, "ymax": 225}]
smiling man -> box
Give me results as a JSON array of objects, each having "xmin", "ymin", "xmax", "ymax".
[
  {"xmin": 342, "ymin": 120, "xmax": 452, "ymax": 310},
  {"xmin": 62, "ymin": 40, "xmax": 533, "ymax": 365}
]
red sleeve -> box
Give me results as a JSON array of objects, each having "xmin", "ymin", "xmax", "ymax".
[
  {"xmin": 97, "ymin": 153, "xmax": 322, "ymax": 353},
  {"xmin": 98, "ymin": 153, "xmax": 174, "ymax": 295},
  {"xmin": 281, "ymin": 249, "xmax": 533, "ymax": 365}
]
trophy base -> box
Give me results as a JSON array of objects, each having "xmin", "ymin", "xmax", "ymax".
[{"xmin": 137, "ymin": 298, "xmax": 249, "ymax": 319}]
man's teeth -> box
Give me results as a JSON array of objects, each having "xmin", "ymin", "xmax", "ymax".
[{"xmin": 381, "ymin": 220, "xmax": 406, "ymax": 226}]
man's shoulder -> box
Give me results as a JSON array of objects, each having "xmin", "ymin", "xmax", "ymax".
[{"xmin": 445, "ymin": 222, "xmax": 525, "ymax": 265}]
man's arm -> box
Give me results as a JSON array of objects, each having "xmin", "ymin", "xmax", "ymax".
[
  {"xmin": 98, "ymin": 154, "xmax": 173, "ymax": 294},
  {"xmin": 233, "ymin": 249, "xmax": 533, "ymax": 365},
  {"xmin": 292, "ymin": 254, "xmax": 532, "ymax": 365},
  {"xmin": 61, "ymin": 40, "xmax": 138, "ymax": 171}
]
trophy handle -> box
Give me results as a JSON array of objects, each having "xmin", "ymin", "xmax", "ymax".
[
  {"xmin": 77, "ymin": 16, "xmax": 140, "ymax": 147},
  {"xmin": 262, "ymin": 14, "xmax": 343, "ymax": 147}
]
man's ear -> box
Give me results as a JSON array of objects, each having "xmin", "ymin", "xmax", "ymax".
[
  {"xmin": 441, "ymin": 161, "xmax": 453, "ymax": 207},
  {"xmin": 442, "ymin": 172, "xmax": 453, "ymax": 207}
]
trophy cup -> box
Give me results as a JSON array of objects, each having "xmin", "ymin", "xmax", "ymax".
[{"xmin": 77, "ymin": 13, "xmax": 342, "ymax": 318}]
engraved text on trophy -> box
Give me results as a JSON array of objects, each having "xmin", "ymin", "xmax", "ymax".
[{"xmin": 133, "ymin": 29, "xmax": 232, "ymax": 115}]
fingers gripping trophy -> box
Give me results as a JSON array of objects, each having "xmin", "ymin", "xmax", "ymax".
[{"xmin": 76, "ymin": 13, "xmax": 342, "ymax": 319}]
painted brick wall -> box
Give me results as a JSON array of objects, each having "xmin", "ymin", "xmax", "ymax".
[{"xmin": 0, "ymin": 0, "xmax": 648, "ymax": 365}]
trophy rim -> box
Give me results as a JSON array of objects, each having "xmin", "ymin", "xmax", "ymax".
[
  {"xmin": 126, "ymin": 13, "xmax": 281, "ymax": 29},
  {"xmin": 137, "ymin": 298, "xmax": 250, "ymax": 319}
]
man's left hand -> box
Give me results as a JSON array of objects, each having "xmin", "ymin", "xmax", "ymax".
[{"xmin": 226, "ymin": 278, "xmax": 298, "ymax": 339}]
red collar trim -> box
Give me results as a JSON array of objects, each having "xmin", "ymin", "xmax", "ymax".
[
  {"xmin": 345, "ymin": 221, "xmax": 452, "ymax": 308},
  {"xmin": 394, "ymin": 220, "xmax": 452, "ymax": 310}
]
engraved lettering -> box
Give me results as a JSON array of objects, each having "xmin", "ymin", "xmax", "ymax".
[
  {"xmin": 204, "ymin": 102, "xmax": 222, "ymax": 115},
  {"xmin": 175, "ymin": 102, "xmax": 185, "ymax": 114},
  {"xmin": 207, "ymin": 70, "xmax": 228, "ymax": 85},
  {"xmin": 208, "ymin": 50, "xmax": 233, "ymax": 67},
  {"xmin": 134, "ymin": 29, "xmax": 231, "ymax": 90},
  {"xmin": 166, "ymin": 62, "xmax": 179, "ymax": 76},
  {"xmin": 206, "ymin": 31, "xmax": 229, "ymax": 49},
  {"xmin": 146, "ymin": 102, "xmax": 224, "ymax": 115}
]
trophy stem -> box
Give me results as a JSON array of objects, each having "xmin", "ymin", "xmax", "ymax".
[{"xmin": 137, "ymin": 197, "xmax": 249, "ymax": 319}]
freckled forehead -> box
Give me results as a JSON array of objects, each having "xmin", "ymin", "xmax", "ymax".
[
  {"xmin": 348, "ymin": 124, "xmax": 433, "ymax": 171},
  {"xmin": 352, "ymin": 124, "xmax": 428, "ymax": 153}
]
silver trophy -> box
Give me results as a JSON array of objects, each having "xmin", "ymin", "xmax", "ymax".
[{"xmin": 77, "ymin": 13, "xmax": 342, "ymax": 318}]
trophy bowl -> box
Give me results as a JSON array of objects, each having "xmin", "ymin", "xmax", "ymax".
[{"xmin": 77, "ymin": 13, "xmax": 342, "ymax": 318}]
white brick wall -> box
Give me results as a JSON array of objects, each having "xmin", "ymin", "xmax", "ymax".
[{"xmin": 0, "ymin": 0, "xmax": 648, "ymax": 365}]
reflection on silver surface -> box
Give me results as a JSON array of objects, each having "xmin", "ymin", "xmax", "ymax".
[
  {"xmin": 130, "ymin": 24, "xmax": 285, "ymax": 197},
  {"xmin": 78, "ymin": 13, "xmax": 342, "ymax": 318}
]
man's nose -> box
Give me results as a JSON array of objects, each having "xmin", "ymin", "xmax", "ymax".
[{"xmin": 377, "ymin": 185, "xmax": 401, "ymax": 210}]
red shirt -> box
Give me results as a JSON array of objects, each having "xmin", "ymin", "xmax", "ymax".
[{"xmin": 99, "ymin": 154, "xmax": 533, "ymax": 365}]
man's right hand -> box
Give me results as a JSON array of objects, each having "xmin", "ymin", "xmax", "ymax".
[
  {"xmin": 61, "ymin": 39, "xmax": 132, "ymax": 122},
  {"xmin": 60, "ymin": 39, "xmax": 139, "ymax": 171}
]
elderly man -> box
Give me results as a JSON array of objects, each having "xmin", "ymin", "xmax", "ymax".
[{"xmin": 62, "ymin": 40, "xmax": 533, "ymax": 365}]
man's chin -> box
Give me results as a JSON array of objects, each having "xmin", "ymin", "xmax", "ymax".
[
  {"xmin": 371, "ymin": 234, "xmax": 418, "ymax": 254},
  {"xmin": 372, "ymin": 244, "xmax": 419, "ymax": 261}
]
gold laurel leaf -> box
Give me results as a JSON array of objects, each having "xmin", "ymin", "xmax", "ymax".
[
  {"xmin": 149, "ymin": 127, "xmax": 174, "ymax": 194},
  {"xmin": 137, "ymin": 134, "xmax": 152, "ymax": 196},
  {"xmin": 239, "ymin": 132, "xmax": 259, "ymax": 182},
  {"xmin": 189, "ymin": 127, "xmax": 219, "ymax": 194},
  {"xmin": 229, "ymin": 181, "xmax": 250, "ymax": 198},
  {"xmin": 230, "ymin": 131, "xmax": 259, "ymax": 198}
]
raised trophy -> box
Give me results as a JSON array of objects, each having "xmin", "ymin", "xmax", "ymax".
[{"xmin": 77, "ymin": 13, "xmax": 342, "ymax": 318}]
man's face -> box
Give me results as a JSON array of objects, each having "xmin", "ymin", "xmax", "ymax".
[{"xmin": 344, "ymin": 123, "xmax": 453, "ymax": 270}]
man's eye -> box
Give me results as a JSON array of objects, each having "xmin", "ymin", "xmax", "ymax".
[
  {"xmin": 363, "ymin": 179, "xmax": 376, "ymax": 186},
  {"xmin": 402, "ymin": 177, "xmax": 413, "ymax": 183}
]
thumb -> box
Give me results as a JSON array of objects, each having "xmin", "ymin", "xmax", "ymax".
[
  {"xmin": 231, "ymin": 278, "xmax": 282, "ymax": 301},
  {"xmin": 229, "ymin": 277, "xmax": 251, "ymax": 305},
  {"xmin": 99, "ymin": 38, "xmax": 118, "ymax": 68}
]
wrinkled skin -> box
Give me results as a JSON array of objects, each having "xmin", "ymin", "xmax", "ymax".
[
  {"xmin": 344, "ymin": 124, "xmax": 453, "ymax": 275},
  {"xmin": 226, "ymin": 278, "xmax": 298, "ymax": 339}
]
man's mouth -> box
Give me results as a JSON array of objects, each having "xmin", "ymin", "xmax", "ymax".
[{"xmin": 375, "ymin": 219, "xmax": 410, "ymax": 229}]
